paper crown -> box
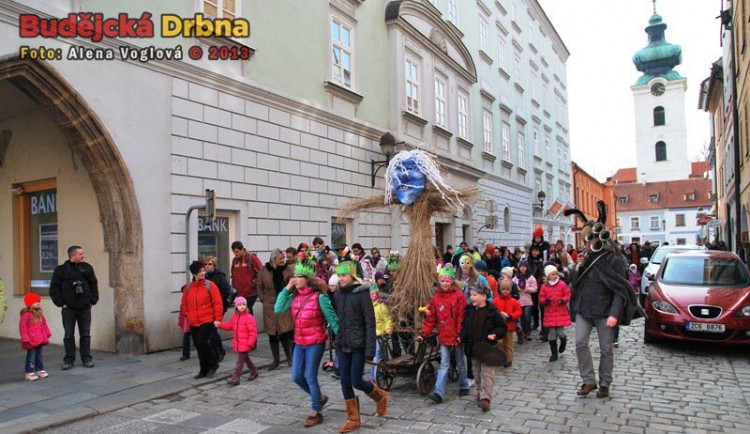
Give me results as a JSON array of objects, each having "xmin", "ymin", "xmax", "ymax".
[
  {"xmin": 438, "ymin": 266, "xmax": 456, "ymax": 280},
  {"xmin": 293, "ymin": 251, "xmax": 315, "ymax": 277},
  {"xmin": 336, "ymin": 248, "xmax": 358, "ymax": 276},
  {"xmin": 386, "ymin": 250, "xmax": 400, "ymax": 271}
]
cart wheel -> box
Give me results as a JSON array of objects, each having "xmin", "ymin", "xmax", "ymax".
[
  {"xmin": 448, "ymin": 365, "xmax": 458, "ymax": 382},
  {"xmin": 416, "ymin": 361, "xmax": 436, "ymax": 395},
  {"xmin": 376, "ymin": 368, "xmax": 393, "ymax": 391}
]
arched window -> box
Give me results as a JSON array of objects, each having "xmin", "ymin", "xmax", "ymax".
[
  {"xmin": 655, "ymin": 141, "xmax": 667, "ymax": 161},
  {"xmin": 653, "ymin": 106, "xmax": 665, "ymax": 126}
]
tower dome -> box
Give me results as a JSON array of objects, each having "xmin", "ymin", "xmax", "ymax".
[{"xmin": 632, "ymin": 6, "xmax": 682, "ymax": 86}]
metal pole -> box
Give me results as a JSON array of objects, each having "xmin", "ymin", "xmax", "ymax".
[{"xmin": 186, "ymin": 204, "xmax": 206, "ymax": 289}]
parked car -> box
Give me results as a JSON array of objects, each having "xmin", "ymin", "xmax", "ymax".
[
  {"xmin": 643, "ymin": 251, "xmax": 750, "ymax": 344},
  {"xmin": 639, "ymin": 244, "xmax": 706, "ymax": 304}
]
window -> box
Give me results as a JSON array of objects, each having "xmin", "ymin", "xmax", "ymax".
[
  {"xmin": 405, "ymin": 57, "xmax": 420, "ymax": 114},
  {"xmin": 619, "ymin": 196, "xmax": 628, "ymax": 205},
  {"xmin": 655, "ymin": 141, "xmax": 667, "ymax": 161},
  {"xmin": 483, "ymin": 111, "xmax": 494, "ymax": 153},
  {"xmin": 458, "ymin": 91, "xmax": 469, "ymax": 139},
  {"xmin": 501, "ymin": 122, "xmax": 511, "ymax": 160},
  {"xmin": 331, "ymin": 219, "xmax": 351, "ymax": 250},
  {"xmin": 14, "ymin": 179, "xmax": 58, "ymax": 296},
  {"xmin": 650, "ymin": 216, "xmax": 660, "ymax": 230},
  {"xmin": 676, "ymin": 238, "xmax": 686, "ymax": 245},
  {"xmin": 434, "ymin": 77, "xmax": 447, "ymax": 127},
  {"xmin": 503, "ymin": 206, "xmax": 511, "ymax": 232},
  {"xmin": 498, "ymin": 37, "xmax": 507, "ymax": 70},
  {"xmin": 533, "ymin": 129, "xmax": 541, "ymax": 156},
  {"xmin": 447, "ymin": 0, "xmax": 458, "ymax": 26},
  {"xmin": 511, "ymin": 3, "xmax": 516, "ymax": 20},
  {"xmin": 517, "ymin": 131, "xmax": 526, "ymax": 168},
  {"xmin": 654, "ymin": 106, "xmax": 665, "ymax": 126},
  {"xmin": 630, "ymin": 217, "xmax": 640, "ymax": 231},
  {"xmin": 331, "ymin": 18, "xmax": 353, "ymax": 88},
  {"xmin": 676, "ymin": 214, "xmax": 685, "ymax": 227},
  {"xmin": 684, "ymin": 192, "xmax": 695, "ymax": 201},
  {"xmin": 545, "ymin": 135, "xmax": 550, "ymax": 159},
  {"xmin": 616, "ymin": 218, "xmax": 621, "ymax": 228},
  {"xmin": 479, "ymin": 18, "xmax": 489, "ymax": 52},
  {"xmin": 649, "ymin": 194, "xmax": 658, "ymax": 203},
  {"xmin": 202, "ymin": 0, "xmax": 237, "ymax": 18}
]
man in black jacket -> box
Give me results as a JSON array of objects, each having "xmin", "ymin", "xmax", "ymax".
[{"xmin": 49, "ymin": 245, "xmax": 99, "ymax": 370}]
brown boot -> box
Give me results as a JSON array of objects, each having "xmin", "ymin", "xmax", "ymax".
[
  {"xmin": 304, "ymin": 412, "xmax": 323, "ymax": 427},
  {"xmin": 516, "ymin": 329, "xmax": 525, "ymax": 345},
  {"xmin": 366, "ymin": 383, "xmax": 389, "ymax": 417},
  {"xmin": 339, "ymin": 397, "xmax": 360, "ymax": 433},
  {"xmin": 281, "ymin": 338, "xmax": 293, "ymax": 367},
  {"xmin": 268, "ymin": 339, "xmax": 280, "ymax": 371}
]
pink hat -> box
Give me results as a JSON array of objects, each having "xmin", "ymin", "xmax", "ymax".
[{"xmin": 234, "ymin": 296, "xmax": 247, "ymax": 307}]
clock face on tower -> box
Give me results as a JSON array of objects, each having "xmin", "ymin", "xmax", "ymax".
[{"xmin": 651, "ymin": 82, "xmax": 666, "ymax": 96}]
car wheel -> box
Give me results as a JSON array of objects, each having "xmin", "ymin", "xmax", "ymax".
[{"xmin": 643, "ymin": 323, "xmax": 656, "ymax": 344}]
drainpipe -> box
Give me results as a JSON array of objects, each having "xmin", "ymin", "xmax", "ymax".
[{"xmin": 729, "ymin": 16, "xmax": 744, "ymax": 260}]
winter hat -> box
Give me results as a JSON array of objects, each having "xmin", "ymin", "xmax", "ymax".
[
  {"xmin": 518, "ymin": 260, "xmax": 530, "ymax": 270},
  {"xmin": 629, "ymin": 264, "xmax": 638, "ymax": 273},
  {"xmin": 234, "ymin": 296, "xmax": 247, "ymax": 307},
  {"xmin": 532, "ymin": 225, "xmax": 544, "ymax": 238},
  {"xmin": 24, "ymin": 293, "xmax": 41, "ymax": 307},
  {"xmin": 544, "ymin": 265, "xmax": 558, "ymax": 278},
  {"xmin": 474, "ymin": 260, "xmax": 488, "ymax": 271},
  {"xmin": 328, "ymin": 274, "xmax": 339, "ymax": 287},
  {"xmin": 501, "ymin": 266, "xmax": 514, "ymax": 278},
  {"xmin": 374, "ymin": 271, "xmax": 386, "ymax": 282}
]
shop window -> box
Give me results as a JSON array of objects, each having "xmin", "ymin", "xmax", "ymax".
[
  {"xmin": 198, "ymin": 214, "xmax": 232, "ymax": 276},
  {"xmin": 14, "ymin": 179, "xmax": 58, "ymax": 296},
  {"xmin": 332, "ymin": 218, "xmax": 351, "ymax": 249}
]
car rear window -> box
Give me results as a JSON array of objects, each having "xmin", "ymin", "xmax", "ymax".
[{"xmin": 660, "ymin": 257, "xmax": 750, "ymax": 286}]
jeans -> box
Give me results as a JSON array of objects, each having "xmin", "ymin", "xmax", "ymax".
[
  {"xmin": 521, "ymin": 305, "xmax": 533, "ymax": 333},
  {"xmin": 182, "ymin": 332, "xmax": 191, "ymax": 359},
  {"xmin": 25, "ymin": 345, "xmax": 45, "ymax": 373},
  {"xmin": 575, "ymin": 315, "xmax": 614, "ymax": 387},
  {"xmin": 339, "ymin": 350, "xmax": 373, "ymax": 399},
  {"xmin": 369, "ymin": 338, "xmax": 384, "ymax": 380},
  {"xmin": 191, "ymin": 323, "xmax": 218, "ymax": 374},
  {"xmin": 433, "ymin": 344, "xmax": 468, "ymax": 398},
  {"xmin": 291, "ymin": 342, "xmax": 326, "ymax": 411},
  {"xmin": 62, "ymin": 306, "xmax": 92, "ymax": 364}
]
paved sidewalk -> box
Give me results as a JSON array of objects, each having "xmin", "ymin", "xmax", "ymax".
[{"xmin": 0, "ymin": 335, "xmax": 275, "ymax": 434}]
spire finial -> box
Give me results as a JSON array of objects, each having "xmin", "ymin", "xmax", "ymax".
[{"xmin": 653, "ymin": 0, "xmax": 657, "ymax": 14}]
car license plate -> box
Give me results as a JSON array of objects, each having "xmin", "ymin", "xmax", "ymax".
[{"xmin": 686, "ymin": 322, "xmax": 725, "ymax": 333}]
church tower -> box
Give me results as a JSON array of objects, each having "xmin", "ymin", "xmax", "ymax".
[{"xmin": 631, "ymin": 1, "xmax": 690, "ymax": 183}]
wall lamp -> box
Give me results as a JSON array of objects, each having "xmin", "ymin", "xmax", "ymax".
[{"xmin": 371, "ymin": 132, "xmax": 402, "ymax": 188}]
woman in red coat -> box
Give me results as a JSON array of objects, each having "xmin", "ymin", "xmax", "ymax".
[
  {"xmin": 181, "ymin": 261, "xmax": 224, "ymax": 379},
  {"xmin": 538, "ymin": 265, "xmax": 571, "ymax": 362}
]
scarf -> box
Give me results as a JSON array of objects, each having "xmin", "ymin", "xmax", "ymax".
[{"xmin": 271, "ymin": 264, "xmax": 285, "ymax": 291}]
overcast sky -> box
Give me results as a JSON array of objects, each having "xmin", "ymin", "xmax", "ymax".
[{"xmin": 537, "ymin": 0, "xmax": 723, "ymax": 182}]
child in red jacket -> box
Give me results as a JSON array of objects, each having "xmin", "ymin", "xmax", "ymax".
[
  {"xmin": 492, "ymin": 280, "xmax": 522, "ymax": 367},
  {"xmin": 418, "ymin": 267, "xmax": 469, "ymax": 404},
  {"xmin": 539, "ymin": 265, "xmax": 571, "ymax": 362},
  {"xmin": 19, "ymin": 293, "xmax": 51, "ymax": 381},
  {"xmin": 215, "ymin": 296, "xmax": 259, "ymax": 386}
]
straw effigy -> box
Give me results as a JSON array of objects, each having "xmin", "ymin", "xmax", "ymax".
[{"xmin": 340, "ymin": 186, "xmax": 478, "ymax": 329}]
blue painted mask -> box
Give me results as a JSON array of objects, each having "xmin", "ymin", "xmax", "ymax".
[{"xmin": 392, "ymin": 157, "xmax": 426, "ymax": 205}]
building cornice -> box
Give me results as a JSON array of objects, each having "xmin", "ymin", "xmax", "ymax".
[{"xmin": 527, "ymin": 0, "xmax": 570, "ymax": 60}]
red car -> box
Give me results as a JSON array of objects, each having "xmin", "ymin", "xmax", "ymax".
[{"xmin": 644, "ymin": 251, "xmax": 750, "ymax": 344}]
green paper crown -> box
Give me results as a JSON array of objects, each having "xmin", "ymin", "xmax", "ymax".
[
  {"xmin": 386, "ymin": 251, "xmax": 400, "ymax": 271},
  {"xmin": 336, "ymin": 261, "xmax": 358, "ymax": 276},
  {"xmin": 438, "ymin": 266, "xmax": 456, "ymax": 280},
  {"xmin": 293, "ymin": 251, "xmax": 315, "ymax": 277}
]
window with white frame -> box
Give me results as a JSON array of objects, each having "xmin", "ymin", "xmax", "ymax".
[
  {"xmin": 331, "ymin": 17, "xmax": 353, "ymax": 88},
  {"xmin": 405, "ymin": 57, "xmax": 420, "ymax": 114},
  {"xmin": 630, "ymin": 217, "xmax": 640, "ymax": 231},
  {"xmin": 202, "ymin": 0, "xmax": 237, "ymax": 18},
  {"xmin": 517, "ymin": 131, "xmax": 525, "ymax": 168},
  {"xmin": 501, "ymin": 122, "xmax": 511, "ymax": 160},
  {"xmin": 483, "ymin": 110, "xmax": 494, "ymax": 153},
  {"xmin": 511, "ymin": 3, "xmax": 516, "ymax": 20},
  {"xmin": 533, "ymin": 129, "xmax": 541, "ymax": 156},
  {"xmin": 458, "ymin": 91, "xmax": 469, "ymax": 139},
  {"xmin": 479, "ymin": 18, "xmax": 489, "ymax": 52},
  {"xmin": 616, "ymin": 218, "xmax": 621, "ymax": 228},
  {"xmin": 545, "ymin": 135, "xmax": 550, "ymax": 159},
  {"xmin": 650, "ymin": 216, "xmax": 660, "ymax": 230},
  {"xmin": 498, "ymin": 37, "xmax": 507, "ymax": 70},
  {"xmin": 535, "ymin": 177, "xmax": 542, "ymax": 193},
  {"xmin": 447, "ymin": 0, "xmax": 458, "ymax": 26},
  {"xmin": 434, "ymin": 76, "xmax": 447, "ymax": 127}
]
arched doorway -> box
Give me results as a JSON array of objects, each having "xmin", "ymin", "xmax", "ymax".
[{"xmin": 0, "ymin": 58, "xmax": 145, "ymax": 353}]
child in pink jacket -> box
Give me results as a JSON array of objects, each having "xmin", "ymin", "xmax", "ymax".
[
  {"xmin": 215, "ymin": 296, "xmax": 258, "ymax": 386},
  {"xmin": 19, "ymin": 293, "xmax": 51, "ymax": 381},
  {"xmin": 539, "ymin": 265, "xmax": 571, "ymax": 362}
]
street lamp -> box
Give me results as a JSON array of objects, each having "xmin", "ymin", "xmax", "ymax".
[
  {"xmin": 371, "ymin": 132, "xmax": 401, "ymax": 188},
  {"xmin": 537, "ymin": 190, "xmax": 546, "ymax": 209}
]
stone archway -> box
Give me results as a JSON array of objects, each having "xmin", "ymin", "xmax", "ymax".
[{"xmin": 0, "ymin": 57, "xmax": 145, "ymax": 353}]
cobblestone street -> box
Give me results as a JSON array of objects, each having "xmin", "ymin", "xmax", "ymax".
[{"xmin": 44, "ymin": 319, "xmax": 750, "ymax": 434}]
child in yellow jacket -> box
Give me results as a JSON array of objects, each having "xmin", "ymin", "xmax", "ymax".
[{"xmin": 370, "ymin": 290, "xmax": 393, "ymax": 380}]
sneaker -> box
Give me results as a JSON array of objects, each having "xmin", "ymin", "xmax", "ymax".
[
  {"xmin": 596, "ymin": 386, "xmax": 610, "ymax": 398},
  {"xmin": 179, "ymin": 356, "xmax": 190, "ymax": 361},
  {"xmin": 331, "ymin": 373, "xmax": 340, "ymax": 380},
  {"xmin": 478, "ymin": 399, "xmax": 491, "ymax": 412},
  {"xmin": 466, "ymin": 378, "xmax": 475, "ymax": 388},
  {"xmin": 62, "ymin": 362, "xmax": 73, "ymax": 370},
  {"xmin": 429, "ymin": 393, "xmax": 443, "ymax": 404},
  {"xmin": 247, "ymin": 371, "xmax": 259, "ymax": 381},
  {"xmin": 459, "ymin": 389, "xmax": 469, "ymax": 397},
  {"xmin": 83, "ymin": 361, "xmax": 95, "ymax": 368},
  {"xmin": 227, "ymin": 378, "xmax": 240, "ymax": 387},
  {"xmin": 25, "ymin": 373, "xmax": 38, "ymax": 381},
  {"xmin": 36, "ymin": 370, "xmax": 49, "ymax": 378},
  {"xmin": 613, "ymin": 340, "xmax": 619, "ymax": 348}
]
